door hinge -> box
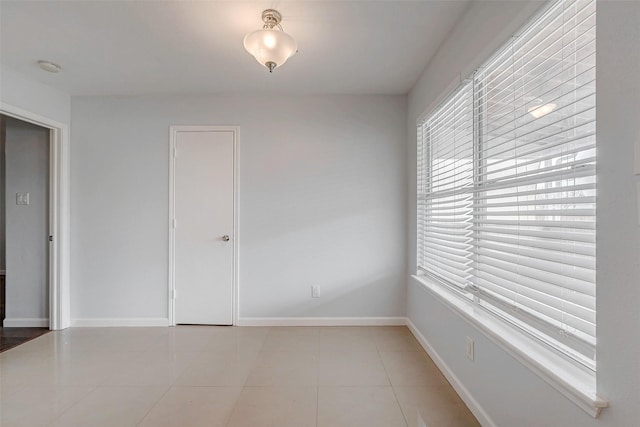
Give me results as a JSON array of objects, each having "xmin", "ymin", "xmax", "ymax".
[
  {"xmin": 172, "ymin": 219, "xmax": 177, "ymax": 229},
  {"xmin": 173, "ymin": 147, "xmax": 178, "ymax": 158},
  {"xmin": 48, "ymin": 235, "xmax": 53, "ymax": 242},
  {"xmin": 172, "ymin": 289, "xmax": 177, "ymax": 299}
]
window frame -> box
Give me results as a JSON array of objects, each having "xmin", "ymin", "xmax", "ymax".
[{"xmin": 413, "ymin": 0, "xmax": 605, "ymax": 416}]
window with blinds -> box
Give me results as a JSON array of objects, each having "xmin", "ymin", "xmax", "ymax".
[
  {"xmin": 417, "ymin": 0, "xmax": 596, "ymax": 369},
  {"xmin": 417, "ymin": 82, "xmax": 474, "ymax": 291}
]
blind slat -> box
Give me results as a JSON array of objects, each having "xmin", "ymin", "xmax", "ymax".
[
  {"xmin": 473, "ymin": 241, "xmax": 595, "ymax": 272},
  {"xmin": 470, "ymin": 232, "xmax": 595, "ymax": 256},
  {"xmin": 472, "ymin": 218, "xmax": 595, "ymax": 230},
  {"xmin": 470, "ymin": 226, "xmax": 595, "ymax": 243}
]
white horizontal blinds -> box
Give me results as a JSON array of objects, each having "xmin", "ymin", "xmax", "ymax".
[
  {"xmin": 417, "ymin": 82, "xmax": 474, "ymax": 291},
  {"xmin": 473, "ymin": 0, "xmax": 596, "ymax": 366}
]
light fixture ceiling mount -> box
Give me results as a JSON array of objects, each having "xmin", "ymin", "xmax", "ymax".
[
  {"xmin": 243, "ymin": 9, "xmax": 298, "ymax": 73},
  {"xmin": 261, "ymin": 9, "xmax": 282, "ymax": 30}
]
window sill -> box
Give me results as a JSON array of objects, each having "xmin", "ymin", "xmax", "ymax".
[{"xmin": 411, "ymin": 274, "xmax": 608, "ymax": 418}]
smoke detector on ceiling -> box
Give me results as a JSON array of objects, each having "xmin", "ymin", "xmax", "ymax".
[{"xmin": 37, "ymin": 60, "xmax": 62, "ymax": 73}]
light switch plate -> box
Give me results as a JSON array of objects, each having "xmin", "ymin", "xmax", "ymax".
[{"xmin": 16, "ymin": 192, "xmax": 29, "ymax": 205}]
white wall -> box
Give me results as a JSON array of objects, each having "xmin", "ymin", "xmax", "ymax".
[
  {"xmin": 406, "ymin": 1, "xmax": 640, "ymax": 426},
  {"xmin": 0, "ymin": 67, "xmax": 71, "ymax": 125},
  {"xmin": 4, "ymin": 117, "xmax": 50, "ymax": 325},
  {"xmin": 595, "ymin": 1, "xmax": 640, "ymax": 425},
  {"xmin": 70, "ymin": 94, "xmax": 407, "ymax": 323}
]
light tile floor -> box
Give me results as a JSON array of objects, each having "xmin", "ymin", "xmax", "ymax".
[{"xmin": 0, "ymin": 325, "xmax": 480, "ymax": 427}]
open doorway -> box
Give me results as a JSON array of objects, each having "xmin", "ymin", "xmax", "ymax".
[
  {"xmin": 0, "ymin": 104, "xmax": 71, "ymax": 332},
  {"xmin": 0, "ymin": 114, "xmax": 51, "ymax": 351}
]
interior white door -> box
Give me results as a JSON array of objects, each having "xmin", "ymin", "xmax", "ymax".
[{"xmin": 174, "ymin": 129, "xmax": 234, "ymax": 325}]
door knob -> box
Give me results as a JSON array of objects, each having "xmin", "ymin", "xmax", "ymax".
[{"xmin": 222, "ymin": 235, "xmax": 230, "ymax": 241}]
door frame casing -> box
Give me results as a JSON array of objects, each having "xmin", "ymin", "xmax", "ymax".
[
  {"xmin": 168, "ymin": 125, "xmax": 239, "ymax": 326},
  {"xmin": 0, "ymin": 103, "xmax": 71, "ymax": 330}
]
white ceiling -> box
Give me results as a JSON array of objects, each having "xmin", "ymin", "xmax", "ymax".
[{"xmin": 0, "ymin": 0, "xmax": 471, "ymax": 96}]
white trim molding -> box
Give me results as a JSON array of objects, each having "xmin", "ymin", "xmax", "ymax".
[
  {"xmin": 71, "ymin": 318, "xmax": 170, "ymax": 327},
  {"xmin": 406, "ymin": 317, "xmax": 497, "ymax": 427},
  {"xmin": 168, "ymin": 125, "xmax": 240, "ymax": 326},
  {"xmin": 3, "ymin": 318, "xmax": 50, "ymax": 328},
  {"xmin": 0, "ymin": 103, "xmax": 71, "ymax": 331},
  {"xmin": 237, "ymin": 317, "xmax": 407, "ymax": 327}
]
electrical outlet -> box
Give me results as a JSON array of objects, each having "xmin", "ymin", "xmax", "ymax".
[
  {"xmin": 312, "ymin": 285, "xmax": 320, "ymax": 298},
  {"xmin": 466, "ymin": 336, "xmax": 474, "ymax": 361}
]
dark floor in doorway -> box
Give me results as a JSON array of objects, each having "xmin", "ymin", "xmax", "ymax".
[{"xmin": 0, "ymin": 327, "xmax": 50, "ymax": 353}]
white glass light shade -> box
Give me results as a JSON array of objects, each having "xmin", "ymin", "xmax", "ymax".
[{"xmin": 243, "ymin": 29, "xmax": 297, "ymax": 71}]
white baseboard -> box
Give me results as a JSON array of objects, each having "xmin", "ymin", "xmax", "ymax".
[
  {"xmin": 71, "ymin": 318, "xmax": 170, "ymax": 327},
  {"xmin": 406, "ymin": 318, "xmax": 496, "ymax": 427},
  {"xmin": 3, "ymin": 318, "xmax": 49, "ymax": 327},
  {"xmin": 70, "ymin": 317, "xmax": 404, "ymax": 328},
  {"xmin": 237, "ymin": 316, "xmax": 408, "ymax": 327}
]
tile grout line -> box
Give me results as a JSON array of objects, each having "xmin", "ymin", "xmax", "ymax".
[
  {"xmin": 135, "ymin": 385, "xmax": 172, "ymax": 427},
  {"xmin": 390, "ymin": 383, "xmax": 410, "ymax": 427},
  {"xmin": 378, "ymin": 339, "xmax": 410, "ymax": 427},
  {"xmin": 376, "ymin": 334, "xmax": 409, "ymax": 427},
  {"xmin": 316, "ymin": 369, "xmax": 320, "ymax": 427},
  {"xmin": 225, "ymin": 330, "xmax": 268, "ymax": 427},
  {"xmin": 47, "ymin": 385, "xmax": 100, "ymax": 426}
]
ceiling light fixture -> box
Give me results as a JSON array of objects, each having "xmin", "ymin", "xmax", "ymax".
[
  {"xmin": 243, "ymin": 9, "xmax": 298, "ymax": 73},
  {"xmin": 528, "ymin": 102, "xmax": 556, "ymax": 118},
  {"xmin": 37, "ymin": 60, "xmax": 62, "ymax": 73}
]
